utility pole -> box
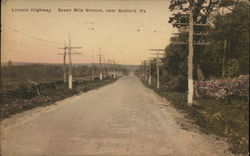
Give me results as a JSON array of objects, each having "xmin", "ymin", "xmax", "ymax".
[
  {"xmin": 67, "ymin": 35, "xmax": 82, "ymax": 90},
  {"xmin": 103, "ymin": 59, "xmax": 106, "ymax": 78},
  {"xmin": 150, "ymin": 49, "xmax": 164, "ymax": 89},
  {"xmin": 144, "ymin": 60, "xmax": 147, "ymax": 80},
  {"xmin": 144, "ymin": 60, "xmax": 152, "ymax": 84},
  {"xmin": 156, "ymin": 53, "xmax": 160, "ymax": 89},
  {"xmin": 99, "ymin": 48, "xmax": 103, "ymax": 80},
  {"xmin": 58, "ymin": 37, "xmax": 82, "ymax": 89},
  {"xmin": 222, "ymin": 40, "xmax": 227, "ymax": 78},
  {"xmin": 113, "ymin": 60, "xmax": 116, "ymax": 78},
  {"xmin": 117, "ymin": 64, "xmax": 120, "ymax": 77},
  {"xmin": 58, "ymin": 41, "xmax": 67, "ymax": 83},
  {"xmin": 187, "ymin": 4, "xmax": 194, "ymax": 106},
  {"xmin": 92, "ymin": 55, "xmax": 95, "ymax": 80},
  {"xmin": 171, "ymin": 1, "xmax": 209, "ymax": 106},
  {"xmin": 68, "ymin": 36, "xmax": 73, "ymax": 90},
  {"xmin": 107, "ymin": 59, "xmax": 110, "ymax": 77},
  {"xmin": 141, "ymin": 61, "xmax": 145, "ymax": 78},
  {"xmin": 63, "ymin": 43, "xmax": 67, "ymax": 83},
  {"xmin": 148, "ymin": 60, "xmax": 152, "ymax": 84}
]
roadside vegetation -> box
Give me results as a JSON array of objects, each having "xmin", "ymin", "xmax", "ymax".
[
  {"xmin": 1, "ymin": 64, "xmax": 126, "ymax": 119},
  {"xmin": 139, "ymin": 0, "xmax": 249, "ymax": 154},
  {"xmin": 141, "ymin": 78, "xmax": 248, "ymax": 154}
]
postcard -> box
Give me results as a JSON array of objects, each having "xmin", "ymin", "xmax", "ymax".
[{"xmin": 1, "ymin": 0, "xmax": 249, "ymax": 155}]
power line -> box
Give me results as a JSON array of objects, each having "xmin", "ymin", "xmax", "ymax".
[
  {"xmin": 2, "ymin": 26, "xmax": 64, "ymax": 46},
  {"xmin": 5, "ymin": 48, "xmax": 21, "ymax": 54}
]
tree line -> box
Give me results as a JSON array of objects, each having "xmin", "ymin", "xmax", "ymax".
[
  {"xmin": 141, "ymin": 0, "xmax": 249, "ymax": 92},
  {"xmin": 147, "ymin": 0, "xmax": 249, "ymax": 91}
]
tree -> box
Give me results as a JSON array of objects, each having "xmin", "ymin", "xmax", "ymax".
[
  {"xmin": 168, "ymin": 0, "xmax": 227, "ymax": 80},
  {"xmin": 169, "ymin": 0, "xmax": 223, "ymax": 24},
  {"xmin": 163, "ymin": 41, "xmax": 188, "ymax": 77},
  {"xmin": 167, "ymin": 0, "xmax": 248, "ymax": 79},
  {"xmin": 201, "ymin": 1, "xmax": 249, "ymax": 77}
]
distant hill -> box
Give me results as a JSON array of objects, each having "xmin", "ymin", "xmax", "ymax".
[
  {"xmin": 1, "ymin": 62, "xmax": 61, "ymax": 66},
  {"xmin": 1, "ymin": 62, "xmax": 92, "ymax": 66},
  {"xmin": 121, "ymin": 65, "xmax": 140, "ymax": 71},
  {"xmin": 1, "ymin": 62, "xmax": 140, "ymax": 71}
]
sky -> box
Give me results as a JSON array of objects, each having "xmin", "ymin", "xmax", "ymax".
[{"xmin": 1, "ymin": 0, "xmax": 175, "ymax": 65}]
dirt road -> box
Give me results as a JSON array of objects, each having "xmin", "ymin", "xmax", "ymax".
[{"xmin": 1, "ymin": 76, "xmax": 233, "ymax": 156}]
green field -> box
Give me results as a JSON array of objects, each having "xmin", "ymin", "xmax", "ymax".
[{"xmin": 1, "ymin": 64, "xmax": 122, "ymax": 119}]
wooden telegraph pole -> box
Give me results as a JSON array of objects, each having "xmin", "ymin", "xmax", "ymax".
[
  {"xmin": 91, "ymin": 54, "xmax": 99, "ymax": 80},
  {"xmin": 107, "ymin": 59, "xmax": 110, "ymax": 77},
  {"xmin": 144, "ymin": 60, "xmax": 147, "ymax": 80},
  {"xmin": 58, "ymin": 41, "xmax": 67, "ymax": 83},
  {"xmin": 188, "ymin": 4, "xmax": 194, "ymax": 106},
  {"xmin": 68, "ymin": 37, "xmax": 73, "ymax": 89},
  {"xmin": 144, "ymin": 60, "xmax": 152, "ymax": 84},
  {"xmin": 67, "ymin": 35, "xmax": 82, "ymax": 90},
  {"xmin": 113, "ymin": 60, "xmax": 116, "ymax": 78},
  {"xmin": 150, "ymin": 49, "xmax": 164, "ymax": 89},
  {"xmin": 92, "ymin": 55, "xmax": 95, "ymax": 80},
  {"xmin": 171, "ymin": 1, "xmax": 209, "ymax": 105},
  {"xmin": 148, "ymin": 60, "xmax": 152, "ymax": 84},
  {"xmin": 222, "ymin": 40, "xmax": 227, "ymax": 78},
  {"xmin": 58, "ymin": 42, "xmax": 82, "ymax": 89},
  {"xmin": 103, "ymin": 58, "xmax": 107, "ymax": 78},
  {"xmin": 156, "ymin": 53, "xmax": 160, "ymax": 89},
  {"xmin": 99, "ymin": 48, "xmax": 103, "ymax": 80},
  {"xmin": 141, "ymin": 61, "xmax": 145, "ymax": 77}
]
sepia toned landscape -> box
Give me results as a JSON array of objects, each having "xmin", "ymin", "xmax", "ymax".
[{"xmin": 1, "ymin": 0, "xmax": 249, "ymax": 156}]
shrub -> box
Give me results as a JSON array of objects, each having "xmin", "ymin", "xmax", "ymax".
[
  {"xmin": 194, "ymin": 75, "xmax": 249, "ymax": 99},
  {"xmin": 164, "ymin": 74, "xmax": 187, "ymax": 92}
]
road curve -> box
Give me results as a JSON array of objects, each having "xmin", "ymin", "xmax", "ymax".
[{"xmin": 1, "ymin": 76, "xmax": 232, "ymax": 156}]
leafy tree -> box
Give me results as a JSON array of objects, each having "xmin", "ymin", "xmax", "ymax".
[
  {"xmin": 201, "ymin": 1, "xmax": 249, "ymax": 77},
  {"xmin": 168, "ymin": 0, "xmax": 225, "ymax": 80},
  {"xmin": 163, "ymin": 42, "xmax": 188, "ymax": 77},
  {"xmin": 169, "ymin": 0, "xmax": 223, "ymax": 24},
  {"xmin": 166, "ymin": 0, "xmax": 248, "ymax": 79}
]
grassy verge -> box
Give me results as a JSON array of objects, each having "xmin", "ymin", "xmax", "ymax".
[
  {"xmin": 1, "ymin": 78, "xmax": 118, "ymax": 120},
  {"xmin": 141, "ymin": 78, "xmax": 249, "ymax": 154}
]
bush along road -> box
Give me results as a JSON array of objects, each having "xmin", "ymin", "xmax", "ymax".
[
  {"xmin": 1, "ymin": 77, "xmax": 119, "ymax": 120},
  {"xmin": 140, "ymin": 76, "xmax": 249, "ymax": 155}
]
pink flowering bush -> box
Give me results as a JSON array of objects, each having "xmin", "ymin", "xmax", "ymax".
[{"xmin": 194, "ymin": 75, "xmax": 249, "ymax": 99}]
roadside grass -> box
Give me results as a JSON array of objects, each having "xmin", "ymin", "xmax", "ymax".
[
  {"xmin": 141, "ymin": 78, "xmax": 249, "ymax": 154},
  {"xmin": 1, "ymin": 78, "xmax": 118, "ymax": 120}
]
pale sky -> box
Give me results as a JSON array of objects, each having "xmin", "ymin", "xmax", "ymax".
[{"xmin": 1, "ymin": 0, "xmax": 174, "ymax": 65}]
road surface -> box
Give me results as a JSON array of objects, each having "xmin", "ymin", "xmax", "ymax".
[{"xmin": 1, "ymin": 76, "xmax": 232, "ymax": 156}]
